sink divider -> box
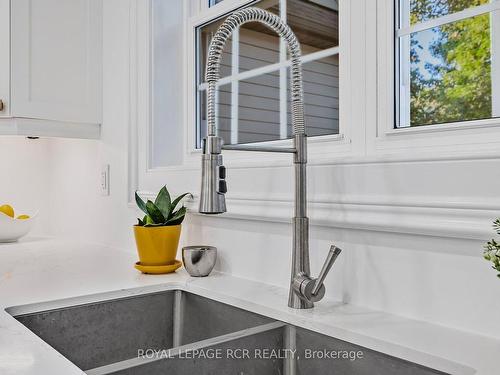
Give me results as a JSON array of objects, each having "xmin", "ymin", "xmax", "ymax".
[
  {"xmin": 85, "ymin": 321, "xmax": 287, "ymax": 375},
  {"xmin": 283, "ymin": 325, "xmax": 297, "ymax": 375},
  {"xmin": 172, "ymin": 290, "xmax": 183, "ymax": 347}
]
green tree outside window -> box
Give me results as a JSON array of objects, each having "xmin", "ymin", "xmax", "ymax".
[{"xmin": 408, "ymin": 0, "xmax": 493, "ymax": 126}]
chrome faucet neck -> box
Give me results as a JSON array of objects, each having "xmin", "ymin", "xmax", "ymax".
[
  {"xmin": 199, "ymin": 7, "xmax": 341, "ymax": 309},
  {"xmin": 204, "ymin": 7, "xmax": 306, "ymax": 138}
]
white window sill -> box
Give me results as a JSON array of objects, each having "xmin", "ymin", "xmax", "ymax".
[{"xmin": 385, "ymin": 118, "xmax": 500, "ymax": 137}]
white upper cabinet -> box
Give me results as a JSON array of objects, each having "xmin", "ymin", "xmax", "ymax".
[
  {"xmin": 0, "ymin": 0, "xmax": 9, "ymax": 118},
  {"xmin": 0, "ymin": 0, "xmax": 102, "ymax": 139}
]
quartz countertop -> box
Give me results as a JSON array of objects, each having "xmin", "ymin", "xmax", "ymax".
[{"xmin": 0, "ymin": 237, "xmax": 497, "ymax": 375}]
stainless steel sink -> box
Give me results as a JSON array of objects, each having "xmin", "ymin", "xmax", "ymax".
[{"xmin": 9, "ymin": 290, "xmax": 451, "ymax": 375}]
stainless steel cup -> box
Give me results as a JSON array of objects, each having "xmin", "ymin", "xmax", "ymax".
[{"xmin": 182, "ymin": 245, "xmax": 217, "ymax": 277}]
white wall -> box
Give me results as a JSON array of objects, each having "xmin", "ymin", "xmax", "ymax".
[
  {"xmin": 46, "ymin": 0, "xmax": 137, "ymax": 251},
  {"xmin": 0, "ymin": 137, "xmax": 52, "ymax": 236},
  {"xmin": 8, "ymin": 0, "xmax": 499, "ymax": 345},
  {"xmin": 185, "ymin": 215, "xmax": 500, "ymax": 338}
]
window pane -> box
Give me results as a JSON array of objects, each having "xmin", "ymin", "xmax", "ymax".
[
  {"xmin": 288, "ymin": 55, "xmax": 340, "ymax": 136},
  {"xmin": 150, "ymin": 0, "xmax": 183, "ymax": 166},
  {"xmin": 209, "ymin": 0, "xmax": 224, "ymax": 8},
  {"xmin": 196, "ymin": 0, "xmax": 342, "ymax": 147},
  {"xmin": 407, "ymin": 0, "xmax": 493, "ymax": 25},
  {"xmin": 286, "ymin": 0, "xmax": 339, "ymax": 51},
  {"xmin": 400, "ymin": 13, "xmax": 497, "ymax": 127},
  {"xmin": 198, "ymin": 1, "xmax": 280, "ymax": 81},
  {"xmin": 236, "ymin": 72, "xmax": 281, "ymax": 144},
  {"xmin": 239, "ymin": 23, "xmax": 280, "ymax": 73},
  {"xmin": 216, "ymin": 83, "xmax": 234, "ymax": 141},
  {"xmin": 238, "ymin": 1, "xmax": 280, "ymax": 72},
  {"xmin": 197, "ymin": 83, "xmax": 232, "ymax": 148},
  {"xmin": 198, "ymin": 22, "xmax": 233, "ymax": 81},
  {"xmin": 202, "ymin": 72, "xmax": 283, "ymax": 146}
]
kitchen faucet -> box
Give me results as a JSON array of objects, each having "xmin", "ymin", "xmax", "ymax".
[{"xmin": 198, "ymin": 7, "xmax": 342, "ymax": 309}]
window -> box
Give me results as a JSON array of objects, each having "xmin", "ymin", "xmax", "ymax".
[
  {"xmin": 396, "ymin": 0, "xmax": 500, "ymax": 128},
  {"xmin": 209, "ymin": 0, "xmax": 225, "ymax": 7},
  {"xmin": 195, "ymin": 0, "xmax": 340, "ymax": 147}
]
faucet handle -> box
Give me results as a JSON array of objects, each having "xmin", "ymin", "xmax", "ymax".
[
  {"xmin": 311, "ymin": 245, "xmax": 342, "ymax": 297},
  {"xmin": 293, "ymin": 245, "xmax": 342, "ymax": 303}
]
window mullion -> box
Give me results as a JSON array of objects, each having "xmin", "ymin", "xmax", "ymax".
[
  {"xmin": 400, "ymin": 0, "xmax": 409, "ymax": 27},
  {"xmin": 398, "ymin": 36, "xmax": 411, "ymax": 128},
  {"xmin": 198, "ymin": 46, "xmax": 340, "ymax": 91},
  {"xmin": 398, "ymin": 0, "xmax": 410, "ymax": 128},
  {"xmin": 397, "ymin": 1, "xmax": 500, "ymax": 37}
]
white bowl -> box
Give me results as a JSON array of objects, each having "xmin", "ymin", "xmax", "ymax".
[{"xmin": 0, "ymin": 211, "xmax": 37, "ymax": 243}]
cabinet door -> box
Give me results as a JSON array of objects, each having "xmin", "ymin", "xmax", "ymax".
[
  {"xmin": 10, "ymin": 0, "xmax": 102, "ymax": 124},
  {"xmin": 0, "ymin": 0, "xmax": 9, "ymax": 117}
]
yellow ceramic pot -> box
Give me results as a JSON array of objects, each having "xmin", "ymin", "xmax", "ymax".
[{"xmin": 133, "ymin": 225, "xmax": 181, "ymax": 266}]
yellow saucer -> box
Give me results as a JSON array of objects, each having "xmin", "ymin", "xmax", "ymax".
[{"xmin": 134, "ymin": 260, "xmax": 182, "ymax": 274}]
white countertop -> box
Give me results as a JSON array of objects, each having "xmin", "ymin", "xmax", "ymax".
[{"xmin": 0, "ymin": 237, "xmax": 498, "ymax": 375}]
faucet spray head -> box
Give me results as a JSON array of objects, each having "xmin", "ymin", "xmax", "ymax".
[{"xmin": 199, "ymin": 136, "xmax": 227, "ymax": 214}]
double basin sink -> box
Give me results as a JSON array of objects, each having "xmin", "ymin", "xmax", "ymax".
[{"xmin": 8, "ymin": 290, "xmax": 449, "ymax": 375}]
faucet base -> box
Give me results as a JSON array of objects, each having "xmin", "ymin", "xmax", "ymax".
[{"xmin": 288, "ymin": 291, "xmax": 314, "ymax": 309}]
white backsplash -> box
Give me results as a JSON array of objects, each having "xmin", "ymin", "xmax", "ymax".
[{"xmin": 0, "ymin": 137, "xmax": 52, "ymax": 236}]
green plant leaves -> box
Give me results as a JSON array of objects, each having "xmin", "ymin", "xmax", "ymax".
[
  {"xmin": 155, "ymin": 186, "xmax": 172, "ymax": 218},
  {"xmin": 135, "ymin": 186, "xmax": 191, "ymax": 227},
  {"xmin": 166, "ymin": 207, "xmax": 186, "ymax": 225},
  {"xmin": 144, "ymin": 222, "xmax": 164, "ymax": 227},
  {"xmin": 494, "ymin": 218, "xmax": 500, "ymax": 235},
  {"xmin": 167, "ymin": 216, "xmax": 185, "ymax": 226},
  {"xmin": 484, "ymin": 218, "xmax": 500, "ymax": 278},
  {"xmin": 146, "ymin": 200, "xmax": 165, "ymax": 224},
  {"xmin": 144, "ymin": 215, "xmax": 159, "ymax": 227},
  {"xmin": 170, "ymin": 193, "xmax": 193, "ymax": 215},
  {"xmin": 135, "ymin": 192, "xmax": 148, "ymax": 215}
]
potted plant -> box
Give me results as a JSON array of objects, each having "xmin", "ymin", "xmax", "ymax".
[
  {"xmin": 483, "ymin": 218, "xmax": 500, "ymax": 278},
  {"xmin": 134, "ymin": 186, "xmax": 191, "ymax": 272}
]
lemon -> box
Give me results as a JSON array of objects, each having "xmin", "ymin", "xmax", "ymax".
[
  {"xmin": 17, "ymin": 214, "xmax": 30, "ymax": 220},
  {"xmin": 0, "ymin": 204, "xmax": 14, "ymax": 218}
]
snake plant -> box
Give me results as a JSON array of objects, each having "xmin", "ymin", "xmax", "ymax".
[
  {"xmin": 135, "ymin": 186, "xmax": 192, "ymax": 227},
  {"xmin": 484, "ymin": 218, "xmax": 500, "ymax": 278}
]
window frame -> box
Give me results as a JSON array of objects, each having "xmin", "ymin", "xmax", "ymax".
[
  {"xmin": 131, "ymin": 0, "xmax": 500, "ymax": 201},
  {"xmin": 186, "ymin": 0, "xmax": 353, "ymax": 167},
  {"xmin": 374, "ymin": 0, "xmax": 500, "ymax": 158},
  {"xmin": 394, "ymin": 0, "xmax": 500, "ymax": 129},
  {"xmin": 128, "ymin": 0, "xmax": 500, "ymax": 231}
]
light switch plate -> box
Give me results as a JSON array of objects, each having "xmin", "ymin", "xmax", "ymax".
[{"xmin": 100, "ymin": 164, "xmax": 110, "ymax": 196}]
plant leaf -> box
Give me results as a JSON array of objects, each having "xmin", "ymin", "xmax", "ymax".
[
  {"xmin": 494, "ymin": 218, "xmax": 500, "ymax": 235},
  {"xmin": 169, "ymin": 193, "xmax": 193, "ymax": 218},
  {"xmin": 145, "ymin": 215, "xmax": 155, "ymax": 225},
  {"xmin": 137, "ymin": 217, "xmax": 144, "ymax": 226},
  {"xmin": 146, "ymin": 200, "xmax": 165, "ymax": 224},
  {"xmin": 166, "ymin": 207, "xmax": 186, "ymax": 225},
  {"xmin": 155, "ymin": 186, "xmax": 172, "ymax": 218},
  {"xmin": 135, "ymin": 191, "xmax": 148, "ymax": 214},
  {"xmin": 166, "ymin": 215, "xmax": 185, "ymax": 226}
]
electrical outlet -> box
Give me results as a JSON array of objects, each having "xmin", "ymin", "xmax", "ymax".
[{"xmin": 100, "ymin": 164, "xmax": 110, "ymax": 196}]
